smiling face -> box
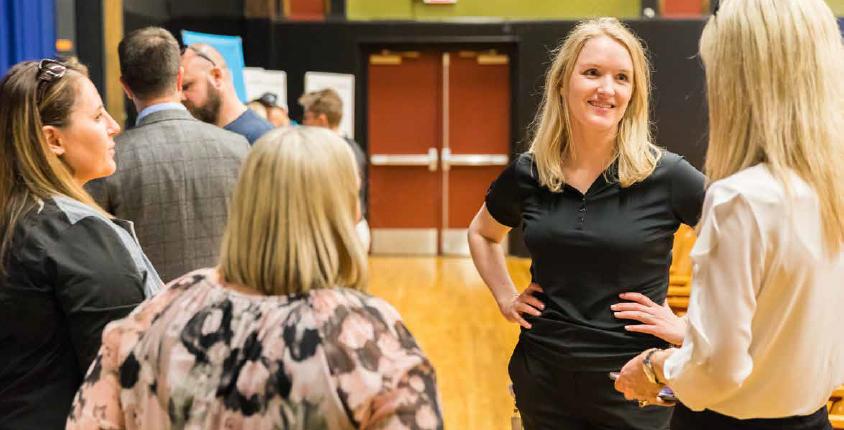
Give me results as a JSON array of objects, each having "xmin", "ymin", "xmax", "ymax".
[
  {"xmin": 48, "ymin": 76, "xmax": 121, "ymax": 184},
  {"xmin": 564, "ymin": 35, "xmax": 634, "ymax": 136}
]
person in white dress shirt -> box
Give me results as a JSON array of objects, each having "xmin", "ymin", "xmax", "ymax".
[{"xmin": 612, "ymin": 0, "xmax": 844, "ymax": 428}]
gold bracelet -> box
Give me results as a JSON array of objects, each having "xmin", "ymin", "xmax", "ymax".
[{"xmin": 642, "ymin": 348, "xmax": 662, "ymax": 385}]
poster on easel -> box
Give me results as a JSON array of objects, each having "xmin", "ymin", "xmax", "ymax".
[{"xmin": 243, "ymin": 67, "xmax": 288, "ymax": 108}]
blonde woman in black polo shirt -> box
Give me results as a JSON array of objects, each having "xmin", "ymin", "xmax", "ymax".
[{"xmin": 467, "ymin": 18, "xmax": 705, "ymax": 430}]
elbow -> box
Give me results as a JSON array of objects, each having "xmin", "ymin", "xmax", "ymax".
[
  {"xmin": 466, "ymin": 219, "xmax": 487, "ymax": 245},
  {"xmin": 466, "ymin": 226, "xmax": 484, "ymax": 259},
  {"xmin": 702, "ymin": 340, "xmax": 754, "ymax": 391},
  {"xmin": 678, "ymin": 360, "xmax": 751, "ymax": 408},
  {"xmin": 707, "ymin": 365, "xmax": 750, "ymax": 393}
]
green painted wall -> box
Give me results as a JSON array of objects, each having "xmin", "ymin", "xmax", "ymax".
[
  {"xmin": 346, "ymin": 0, "xmax": 844, "ymax": 20},
  {"xmin": 828, "ymin": 0, "xmax": 844, "ymax": 15},
  {"xmin": 347, "ymin": 0, "xmax": 641, "ymax": 21},
  {"xmin": 347, "ymin": 0, "xmax": 414, "ymax": 20}
]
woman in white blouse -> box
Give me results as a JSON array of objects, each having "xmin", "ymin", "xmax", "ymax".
[{"xmin": 612, "ymin": 0, "xmax": 844, "ymax": 428}]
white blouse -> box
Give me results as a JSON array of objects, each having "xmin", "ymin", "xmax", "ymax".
[{"xmin": 663, "ymin": 164, "xmax": 844, "ymax": 419}]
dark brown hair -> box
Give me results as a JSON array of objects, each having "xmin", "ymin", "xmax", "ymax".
[{"xmin": 118, "ymin": 27, "xmax": 181, "ymax": 99}]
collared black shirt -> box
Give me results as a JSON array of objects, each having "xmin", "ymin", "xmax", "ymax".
[{"xmin": 486, "ymin": 151, "xmax": 705, "ymax": 371}]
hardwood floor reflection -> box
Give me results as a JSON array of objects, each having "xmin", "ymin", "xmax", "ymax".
[{"xmin": 368, "ymin": 256, "xmax": 531, "ymax": 430}]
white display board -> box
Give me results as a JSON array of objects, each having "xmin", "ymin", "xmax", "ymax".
[
  {"xmin": 242, "ymin": 67, "xmax": 288, "ymax": 109},
  {"xmin": 304, "ymin": 71, "xmax": 355, "ymax": 139}
]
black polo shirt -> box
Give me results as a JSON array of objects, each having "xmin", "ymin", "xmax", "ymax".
[{"xmin": 486, "ymin": 150, "xmax": 705, "ymax": 371}]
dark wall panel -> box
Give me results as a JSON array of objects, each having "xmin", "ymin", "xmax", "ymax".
[
  {"xmin": 75, "ymin": 0, "xmax": 104, "ymax": 94},
  {"xmin": 631, "ymin": 20, "xmax": 708, "ymax": 171},
  {"xmin": 158, "ymin": 19, "xmax": 707, "ymax": 168}
]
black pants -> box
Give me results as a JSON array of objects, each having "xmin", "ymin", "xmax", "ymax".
[
  {"xmin": 671, "ymin": 403, "xmax": 832, "ymax": 430},
  {"xmin": 509, "ymin": 342, "xmax": 672, "ymax": 430}
]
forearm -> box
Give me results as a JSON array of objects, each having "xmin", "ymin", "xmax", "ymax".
[{"xmin": 468, "ymin": 230, "xmax": 517, "ymax": 307}]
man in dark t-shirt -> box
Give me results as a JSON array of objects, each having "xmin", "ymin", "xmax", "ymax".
[
  {"xmin": 223, "ymin": 108, "xmax": 273, "ymax": 144},
  {"xmin": 180, "ymin": 43, "xmax": 273, "ymax": 144}
]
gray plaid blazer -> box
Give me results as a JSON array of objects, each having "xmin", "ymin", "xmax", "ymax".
[{"xmin": 86, "ymin": 109, "xmax": 249, "ymax": 284}]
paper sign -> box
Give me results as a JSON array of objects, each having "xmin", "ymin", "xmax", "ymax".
[
  {"xmin": 243, "ymin": 67, "xmax": 288, "ymax": 109},
  {"xmin": 304, "ymin": 71, "xmax": 355, "ymax": 139}
]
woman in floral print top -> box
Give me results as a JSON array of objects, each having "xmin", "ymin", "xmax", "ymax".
[{"xmin": 66, "ymin": 127, "xmax": 443, "ymax": 430}]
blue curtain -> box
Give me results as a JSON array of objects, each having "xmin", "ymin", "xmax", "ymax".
[{"xmin": 0, "ymin": 0, "xmax": 55, "ymax": 77}]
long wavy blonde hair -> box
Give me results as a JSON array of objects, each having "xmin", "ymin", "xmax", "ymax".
[
  {"xmin": 219, "ymin": 127, "xmax": 367, "ymax": 295},
  {"xmin": 529, "ymin": 17, "xmax": 660, "ymax": 191},
  {"xmin": 700, "ymin": 0, "xmax": 844, "ymax": 254}
]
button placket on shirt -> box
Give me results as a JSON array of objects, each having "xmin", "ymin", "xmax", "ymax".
[{"xmin": 577, "ymin": 195, "xmax": 587, "ymax": 230}]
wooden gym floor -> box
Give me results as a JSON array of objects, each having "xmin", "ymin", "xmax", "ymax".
[{"xmin": 368, "ymin": 256, "xmax": 531, "ymax": 430}]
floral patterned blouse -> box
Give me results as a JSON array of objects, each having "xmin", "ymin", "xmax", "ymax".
[{"xmin": 66, "ymin": 269, "xmax": 442, "ymax": 430}]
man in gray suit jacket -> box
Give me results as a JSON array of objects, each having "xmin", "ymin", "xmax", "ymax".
[{"xmin": 87, "ymin": 27, "xmax": 249, "ymax": 284}]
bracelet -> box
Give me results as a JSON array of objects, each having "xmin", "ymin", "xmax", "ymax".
[{"xmin": 642, "ymin": 348, "xmax": 663, "ymax": 385}]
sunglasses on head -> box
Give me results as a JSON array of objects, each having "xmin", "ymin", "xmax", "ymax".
[
  {"xmin": 180, "ymin": 45, "xmax": 217, "ymax": 67},
  {"xmin": 36, "ymin": 58, "xmax": 68, "ymax": 104}
]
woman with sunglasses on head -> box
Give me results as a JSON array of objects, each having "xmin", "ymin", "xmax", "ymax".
[
  {"xmin": 468, "ymin": 17, "xmax": 705, "ymax": 430},
  {"xmin": 614, "ymin": 1, "xmax": 844, "ymax": 429},
  {"xmin": 0, "ymin": 59, "xmax": 161, "ymax": 429}
]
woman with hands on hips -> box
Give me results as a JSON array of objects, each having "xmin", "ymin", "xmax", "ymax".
[
  {"xmin": 614, "ymin": 1, "xmax": 844, "ymax": 429},
  {"xmin": 468, "ymin": 17, "xmax": 705, "ymax": 430}
]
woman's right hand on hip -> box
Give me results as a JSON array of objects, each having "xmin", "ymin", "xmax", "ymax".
[{"xmin": 499, "ymin": 283, "xmax": 544, "ymax": 329}]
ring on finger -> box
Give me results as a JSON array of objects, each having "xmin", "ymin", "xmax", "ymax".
[{"xmin": 638, "ymin": 400, "xmax": 648, "ymax": 407}]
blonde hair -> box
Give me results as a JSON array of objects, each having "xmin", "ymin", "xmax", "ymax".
[
  {"xmin": 0, "ymin": 60, "xmax": 106, "ymax": 275},
  {"xmin": 219, "ymin": 126, "xmax": 367, "ymax": 295},
  {"xmin": 529, "ymin": 17, "xmax": 660, "ymax": 191},
  {"xmin": 700, "ymin": 0, "xmax": 844, "ymax": 254}
]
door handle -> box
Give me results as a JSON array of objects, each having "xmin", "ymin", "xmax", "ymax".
[
  {"xmin": 370, "ymin": 147, "xmax": 439, "ymax": 172},
  {"xmin": 440, "ymin": 148, "xmax": 508, "ymax": 171}
]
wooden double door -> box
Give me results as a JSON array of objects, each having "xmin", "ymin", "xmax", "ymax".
[{"xmin": 367, "ymin": 49, "xmax": 511, "ymax": 255}]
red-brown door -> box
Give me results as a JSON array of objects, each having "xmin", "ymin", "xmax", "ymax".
[
  {"xmin": 367, "ymin": 49, "xmax": 510, "ymax": 255},
  {"xmin": 368, "ymin": 51, "xmax": 442, "ymax": 254},
  {"xmin": 441, "ymin": 51, "xmax": 511, "ymax": 255}
]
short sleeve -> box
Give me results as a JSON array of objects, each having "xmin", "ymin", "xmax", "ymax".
[
  {"xmin": 485, "ymin": 154, "xmax": 535, "ymax": 228},
  {"xmin": 668, "ymin": 156, "xmax": 706, "ymax": 226},
  {"xmin": 47, "ymin": 217, "xmax": 146, "ymax": 374}
]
